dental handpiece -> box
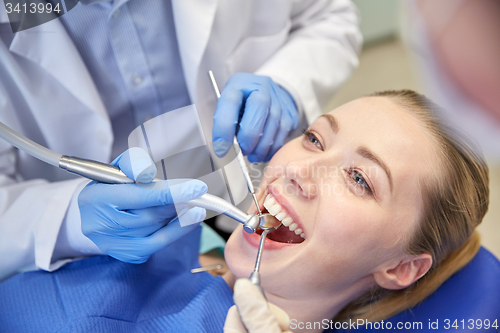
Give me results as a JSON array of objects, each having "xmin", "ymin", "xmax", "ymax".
[
  {"xmin": 188, "ymin": 194, "xmax": 262, "ymax": 233},
  {"xmin": 0, "ymin": 120, "xmax": 134, "ymax": 184},
  {"xmin": 208, "ymin": 71, "xmax": 263, "ymax": 216},
  {"xmin": 57, "ymin": 157, "xmax": 266, "ymax": 232},
  {"xmin": 0, "ymin": 120, "xmax": 264, "ymax": 232}
]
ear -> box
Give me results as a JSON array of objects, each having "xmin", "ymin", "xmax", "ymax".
[{"xmin": 373, "ymin": 254, "xmax": 433, "ymax": 290}]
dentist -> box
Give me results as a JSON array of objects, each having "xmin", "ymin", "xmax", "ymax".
[{"xmin": 0, "ymin": 0, "xmax": 361, "ymax": 281}]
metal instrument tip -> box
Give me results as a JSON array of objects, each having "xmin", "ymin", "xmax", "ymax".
[{"xmin": 252, "ymin": 193, "xmax": 263, "ymax": 216}]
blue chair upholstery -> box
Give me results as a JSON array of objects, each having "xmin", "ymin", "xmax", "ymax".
[
  {"xmin": 333, "ymin": 247, "xmax": 500, "ymax": 332},
  {"xmin": 0, "ymin": 227, "xmax": 235, "ymax": 333}
]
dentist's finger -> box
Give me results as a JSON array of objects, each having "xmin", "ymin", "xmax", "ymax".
[
  {"xmin": 105, "ymin": 209, "xmax": 206, "ymax": 263},
  {"xmin": 224, "ymin": 305, "xmax": 247, "ymax": 332},
  {"xmin": 112, "ymin": 203, "xmax": 187, "ymax": 229},
  {"xmin": 237, "ymin": 90, "xmax": 270, "ymax": 156},
  {"xmin": 79, "ymin": 179, "xmax": 208, "ymax": 210},
  {"xmin": 137, "ymin": 208, "xmax": 206, "ymax": 253},
  {"xmin": 112, "ymin": 147, "xmax": 157, "ymax": 183},
  {"xmin": 232, "ymin": 279, "xmax": 284, "ymax": 333},
  {"xmin": 213, "ymin": 88, "xmax": 245, "ymax": 157},
  {"xmin": 263, "ymin": 114, "xmax": 293, "ymax": 163},
  {"xmin": 247, "ymin": 92, "xmax": 281, "ymax": 163}
]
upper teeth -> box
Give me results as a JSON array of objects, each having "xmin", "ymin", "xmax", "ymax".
[{"xmin": 263, "ymin": 194, "xmax": 305, "ymax": 239}]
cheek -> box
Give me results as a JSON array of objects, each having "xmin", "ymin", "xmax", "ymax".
[
  {"xmin": 312, "ymin": 199, "xmax": 397, "ymax": 270},
  {"xmin": 262, "ymin": 138, "xmax": 302, "ymax": 179},
  {"xmin": 262, "ymin": 158, "xmax": 285, "ymax": 181}
]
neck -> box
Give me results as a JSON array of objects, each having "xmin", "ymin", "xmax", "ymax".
[
  {"xmin": 224, "ymin": 271, "xmax": 373, "ymax": 333},
  {"xmin": 266, "ymin": 285, "xmax": 363, "ymax": 333}
]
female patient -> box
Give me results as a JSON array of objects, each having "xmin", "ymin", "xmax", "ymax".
[{"xmin": 0, "ymin": 90, "xmax": 489, "ymax": 333}]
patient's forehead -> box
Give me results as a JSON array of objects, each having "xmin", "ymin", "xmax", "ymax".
[
  {"xmin": 324, "ymin": 96, "xmax": 439, "ymax": 206},
  {"xmin": 324, "ymin": 97, "xmax": 436, "ymax": 157}
]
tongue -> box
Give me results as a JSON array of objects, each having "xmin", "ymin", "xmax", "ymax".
[{"xmin": 267, "ymin": 224, "xmax": 304, "ymax": 244}]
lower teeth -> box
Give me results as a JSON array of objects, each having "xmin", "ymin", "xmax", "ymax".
[
  {"xmin": 258, "ymin": 197, "xmax": 304, "ymax": 243},
  {"xmin": 267, "ymin": 222, "xmax": 305, "ymax": 244}
]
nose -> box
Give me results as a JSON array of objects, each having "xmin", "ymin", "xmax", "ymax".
[{"xmin": 285, "ymin": 156, "xmax": 326, "ymax": 200}]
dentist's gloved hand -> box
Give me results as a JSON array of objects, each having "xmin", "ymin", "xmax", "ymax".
[
  {"xmin": 78, "ymin": 147, "xmax": 207, "ymax": 264},
  {"xmin": 213, "ymin": 73, "xmax": 299, "ymax": 163},
  {"xmin": 224, "ymin": 279, "xmax": 292, "ymax": 333}
]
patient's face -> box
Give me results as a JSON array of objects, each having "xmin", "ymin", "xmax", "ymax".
[{"xmin": 225, "ymin": 97, "xmax": 438, "ymax": 302}]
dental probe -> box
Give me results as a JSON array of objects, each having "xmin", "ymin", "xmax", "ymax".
[
  {"xmin": 208, "ymin": 70, "xmax": 263, "ymax": 217},
  {"xmin": 0, "ymin": 120, "xmax": 266, "ymax": 231}
]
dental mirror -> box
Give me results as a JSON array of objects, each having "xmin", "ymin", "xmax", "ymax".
[
  {"xmin": 248, "ymin": 213, "xmax": 282, "ymax": 297},
  {"xmin": 258, "ymin": 213, "xmax": 283, "ymax": 232}
]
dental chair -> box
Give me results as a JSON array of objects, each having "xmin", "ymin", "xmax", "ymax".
[{"xmin": 333, "ymin": 246, "xmax": 500, "ymax": 332}]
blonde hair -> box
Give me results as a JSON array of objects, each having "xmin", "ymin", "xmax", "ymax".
[{"xmin": 337, "ymin": 90, "xmax": 489, "ymax": 322}]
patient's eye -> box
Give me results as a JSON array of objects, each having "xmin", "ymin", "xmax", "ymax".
[
  {"xmin": 346, "ymin": 168, "xmax": 373, "ymax": 196},
  {"xmin": 302, "ymin": 129, "xmax": 323, "ymax": 150}
]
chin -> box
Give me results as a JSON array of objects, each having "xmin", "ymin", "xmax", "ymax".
[{"xmin": 224, "ymin": 226, "xmax": 257, "ymax": 279}]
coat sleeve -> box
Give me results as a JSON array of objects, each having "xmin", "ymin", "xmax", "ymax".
[
  {"xmin": 0, "ymin": 82, "xmax": 100, "ymax": 282},
  {"xmin": 255, "ymin": 0, "xmax": 362, "ymax": 125},
  {"xmin": 0, "ymin": 173, "xmax": 101, "ymax": 282}
]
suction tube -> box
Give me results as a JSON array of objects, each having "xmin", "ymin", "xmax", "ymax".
[
  {"xmin": 0, "ymin": 120, "xmax": 132, "ymax": 184},
  {"xmin": 0, "ymin": 121, "xmax": 62, "ymax": 166}
]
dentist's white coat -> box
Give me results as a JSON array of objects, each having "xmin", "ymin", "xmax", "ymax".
[{"xmin": 0, "ymin": 0, "xmax": 361, "ymax": 281}]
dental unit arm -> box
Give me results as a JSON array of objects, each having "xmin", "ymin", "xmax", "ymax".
[{"xmin": 0, "ymin": 120, "xmax": 264, "ymax": 233}]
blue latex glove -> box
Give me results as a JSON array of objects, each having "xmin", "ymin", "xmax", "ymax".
[
  {"xmin": 79, "ymin": 147, "xmax": 208, "ymax": 264},
  {"xmin": 213, "ymin": 73, "xmax": 299, "ymax": 163},
  {"xmin": 224, "ymin": 279, "xmax": 291, "ymax": 332}
]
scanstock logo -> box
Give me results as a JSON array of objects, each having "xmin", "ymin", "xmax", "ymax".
[{"xmin": 2, "ymin": 0, "xmax": 79, "ymax": 32}]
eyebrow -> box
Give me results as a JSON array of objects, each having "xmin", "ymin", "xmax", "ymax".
[
  {"xmin": 320, "ymin": 114, "xmax": 339, "ymax": 134},
  {"xmin": 356, "ymin": 146, "xmax": 393, "ymax": 193},
  {"xmin": 320, "ymin": 114, "xmax": 393, "ymax": 193}
]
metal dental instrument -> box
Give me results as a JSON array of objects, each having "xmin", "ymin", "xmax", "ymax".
[
  {"xmin": 0, "ymin": 121, "xmax": 134, "ymax": 184},
  {"xmin": 0, "ymin": 120, "xmax": 267, "ymax": 232},
  {"xmin": 190, "ymin": 264, "xmax": 223, "ymax": 274},
  {"xmin": 208, "ymin": 70, "xmax": 263, "ymax": 217},
  {"xmin": 248, "ymin": 214, "xmax": 282, "ymax": 297},
  {"xmin": 188, "ymin": 194, "xmax": 264, "ymax": 233}
]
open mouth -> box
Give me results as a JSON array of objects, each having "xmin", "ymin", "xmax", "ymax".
[{"xmin": 256, "ymin": 193, "xmax": 305, "ymax": 244}]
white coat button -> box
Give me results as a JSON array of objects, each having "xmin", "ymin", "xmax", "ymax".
[{"xmin": 133, "ymin": 75, "xmax": 143, "ymax": 85}]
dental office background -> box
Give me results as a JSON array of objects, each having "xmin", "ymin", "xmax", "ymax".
[{"xmin": 331, "ymin": 0, "xmax": 500, "ymax": 259}]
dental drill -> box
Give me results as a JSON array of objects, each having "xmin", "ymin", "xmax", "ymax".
[{"xmin": 0, "ymin": 120, "xmax": 264, "ymax": 233}]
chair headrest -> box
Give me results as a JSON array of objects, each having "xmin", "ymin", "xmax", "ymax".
[{"xmin": 331, "ymin": 247, "xmax": 500, "ymax": 332}]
